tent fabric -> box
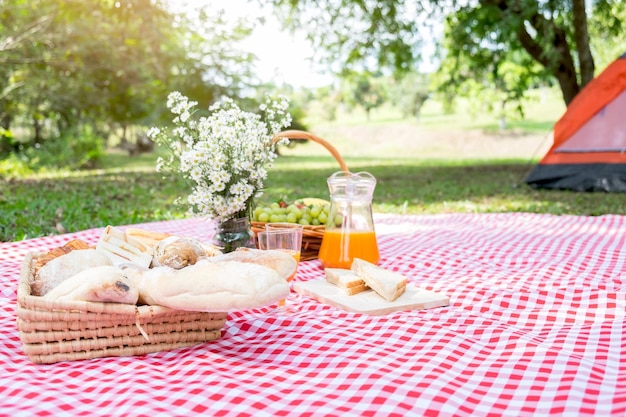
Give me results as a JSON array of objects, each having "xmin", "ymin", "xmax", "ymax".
[{"xmin": 526, "ymin": 53, "xmax": 626, "ymax": 192}]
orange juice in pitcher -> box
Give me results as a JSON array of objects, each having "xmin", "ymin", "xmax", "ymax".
[{"xmin": 318, "ymin": 171, "xmax": 380, "ymax": 269}]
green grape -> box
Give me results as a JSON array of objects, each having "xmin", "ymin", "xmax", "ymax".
[
  {"xmin": 269, "ymin": 214, "xmax": 282, "ymax": 223},
  {"xmin": 286, "ymin": 212, "xmax": 298, "ymax": 223},
  {"xmin": 301, "ymin": 213, "xmax": 312, "ymax": 223},
  {"xmin": 298, "ymin": 218, "xmax": 310, "ymax": 226},
  {"xmin": 291, "ymin": 208, "xmax": 303, "ymax": 220},
  {"xmin": 318, "ymin": 211, "xmax": 328, "ymax": 224},
  {"xmin": 253, "ymin": 207, "xmax": 264, "ymax": 218},
  {"xmin": 310, "ymin": 206, "xmax": 321, "ymax": 218},
  {"xmin": 334, "ymin": 214, "xmax": 343, "ymax": 226},
  {"xmin": 311, "ymin": 218, "xmax": 320, "ymax": 226},
  {"xmin": 258, "ymin": 212, "xmax": 270, "ymax": 222}
]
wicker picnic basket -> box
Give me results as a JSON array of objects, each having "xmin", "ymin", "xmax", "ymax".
[
  {"xmin": 16, "ymin": 252, "xmax": 227, "ymax": 364},
  {"xmin": 251, "ymin": 130, "xmax": 350, "ymax": 261}
]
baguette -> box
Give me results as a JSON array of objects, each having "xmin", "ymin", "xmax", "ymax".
[
  {"xmin": 351, "ymin": 258, "xmax": 407, "ymax": 302},
  {"xmin": 325, "ymin": 268, "xmax": 368, "ymax": 295},
  {"xmin": 126, "ymin": 259, "xmax": 289, "ymax": 311}
]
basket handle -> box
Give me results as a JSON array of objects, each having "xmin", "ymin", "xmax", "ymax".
[{"xmin": 273, "ymin": 130, "xmax": 349, "ymax": 172}]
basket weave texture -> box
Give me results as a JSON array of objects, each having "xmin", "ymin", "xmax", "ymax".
[
  {"xmin": 17, "ymin": 252, "xmax": 227, "ymax": 364},
  {"xmin": 252, "ymin": 130, "xmax": 349, "ymax": 261}
]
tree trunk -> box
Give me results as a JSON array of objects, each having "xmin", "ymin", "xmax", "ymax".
[
  {"xmin": 572, "ymin": 0, "xmax": 595, "ymax": 87},
  {"xmin": 33, "ymin": 116, "xmax": 43, "ymax": 144},
  {"xmin": 517, "ymin": 25, "xmax": 579, "ymax": 105}
]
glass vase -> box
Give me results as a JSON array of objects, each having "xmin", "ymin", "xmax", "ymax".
[{"xmin": 212, "ymin": 216, "xmax": 256, "ymax": 253}]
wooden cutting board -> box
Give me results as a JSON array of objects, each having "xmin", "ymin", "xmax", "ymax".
[{"xmin": 293, "ymin": 279, "xmax": 449, "ymax": 316}]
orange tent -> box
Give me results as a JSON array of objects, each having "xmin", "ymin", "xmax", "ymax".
[{"xmin": 525, "ymin": 53, "xmax": 626, "ymax": 192}]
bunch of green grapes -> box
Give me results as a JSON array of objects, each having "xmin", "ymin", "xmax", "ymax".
[{"xmin": 252, "ymin": 200, "xmax": 341, "ymax": 226}]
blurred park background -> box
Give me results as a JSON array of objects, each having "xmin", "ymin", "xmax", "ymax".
[{"xmin": 1, "ymin": 0, "xmax": 625, "ymax": 241}]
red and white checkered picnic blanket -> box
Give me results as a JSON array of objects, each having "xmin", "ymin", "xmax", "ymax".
[{"xmin": 1, "ymin": 213, "xmax": 624, "ymax": 416}]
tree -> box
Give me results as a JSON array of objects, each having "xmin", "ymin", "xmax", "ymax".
[
  {"xmin": 0, "ymin": 0, "xmax": 256, "ymax": 164},
  {"xmin": 342, "ymin": 72, "xmax": 386, "ymax": 120},
  {"xmin": 431, "ymin": 9, "xmax": 546, "ymax": 129},
  {"xmin": 265, "ymin": 0, "xmax": 626, "ymax": 106},
  {"xmin": 389, "ymin": 72, "xmax": 430, "ymax": 121}
]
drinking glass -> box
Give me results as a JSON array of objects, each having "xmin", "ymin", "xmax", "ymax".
[{"xmin": 257, "ymin": 223, "xmax": 303, "ymax": 310}]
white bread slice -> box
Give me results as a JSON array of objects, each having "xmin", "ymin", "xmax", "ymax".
[
  {"xmin": 95, "ymin": 225, "xmax": 153, "ymax": 269},
  {"xmin": 125, "ymin": 227, "xmax": 171, "ymax": 250},
  {"xmin": 325, "ymin": 268, "xmax": 368, "ymax": 295},
  {"xmin": 351, "ymin": 258, "xmax": 407, "ymax": 302}
]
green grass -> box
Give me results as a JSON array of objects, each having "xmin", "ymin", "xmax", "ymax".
[{"xmin": 2, "ymin": 153, "xmax": 624, "ymax": 242}]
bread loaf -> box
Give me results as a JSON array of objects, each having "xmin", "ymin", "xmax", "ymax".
[
  {"xmin": 351, "ymin": 258, "xmax": 407, "ymax": 302},
  {"xmin": 34, "ymin": 239, "xmax": 91, "ymax": 272},
  {"xmin": 33, "ymin": 249, "xmax": 113, "ymax": 296},
  {"xmin": 207, "ymin": 248, "xmax": 297, "ymax": 281},
  {"xmin": 127, "ymin": 259, "xmax": 289, "ymax": 311}
]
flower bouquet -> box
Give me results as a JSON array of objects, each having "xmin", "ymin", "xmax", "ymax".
[{"xmin": 148, "ymin": 92, "xmax": 292, "ymax": 251}]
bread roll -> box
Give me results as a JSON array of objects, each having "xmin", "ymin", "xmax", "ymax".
[
  {"xmin": 42, "ymin": 265, "xmax": 139, "ymax": 304},
  {"xmin": 33, "ymin": 249, "xmax": 113, "ymax": 296},
  {"xmin": 207, "ymin": 248, "xmax": 297, "ymax": 281},
  {"xmin": 126, "ymin": 259, "xmax": 289, "ymax": 311},
  {"xmin": 152, "ymin": 236, "xmax": 220, "ymax": 269}
]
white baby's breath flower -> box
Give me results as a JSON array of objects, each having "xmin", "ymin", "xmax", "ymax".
[{"xmin": 148, "ymin": 91, "xmax": 291, "ymax": 220}]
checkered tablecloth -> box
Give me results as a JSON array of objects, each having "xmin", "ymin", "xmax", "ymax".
[{"xmin": 1, "ymin": 213, "xmax": 625, "ymax": 416}]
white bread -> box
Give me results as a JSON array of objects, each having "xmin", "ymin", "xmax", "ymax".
[
  {"xmin": 42, "ymin": 265, "xmax": 139, "ymax": 304},
  {"xmin": 351, "ymin": 258, "xmax": 407, "ymax": 302},
  {"xmin": 325, "ymin": 268, "xmax": 368, "ymax": 295},
  {"xmin": 33, "ymin": 249, "xmax": 113, "ymax": 296},
  {"xmin": 126, "ymin": 259, "xmax": 289, "ymax": 311},
  {"xmin": 95, "ymin": 225, "xmax": 153, "ymax": 268},
  {"xmin": 124, "ymin": 227, "xmax": 171, "ymax": 249},
  {"xmin": 34, "ymin": 239, "xmax": 91, "ymax": 272},
  {"xmin": 207, "ymin": 248, "xmax": 297, "ymax": 281}
]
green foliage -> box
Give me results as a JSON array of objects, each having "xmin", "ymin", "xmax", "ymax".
[
  {"xmin": 0, "ymin": 0, "xmax": 256, "ymax": 152},
  {"xmin": 267, "ymin": 0, "xmax": 625, "ymax": 107},
  {"xmin": 388, "ymin": 72, "xmax": 430, "ymax": 120},
  {"xmin": 17, "ymin": 126, "xmax": 105, "ymax": 172},
  {"xmin": 341, "ymin": 72, "xmax": 387, "ymax": 120},
  {"xmin": 0, "ymin": 152, "xmax": 32, "ymax": 178}
]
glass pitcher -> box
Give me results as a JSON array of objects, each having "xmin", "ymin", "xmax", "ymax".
[{"xmin": 318, "ymin": 171, "xmax": 380, "ymax": 269}]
